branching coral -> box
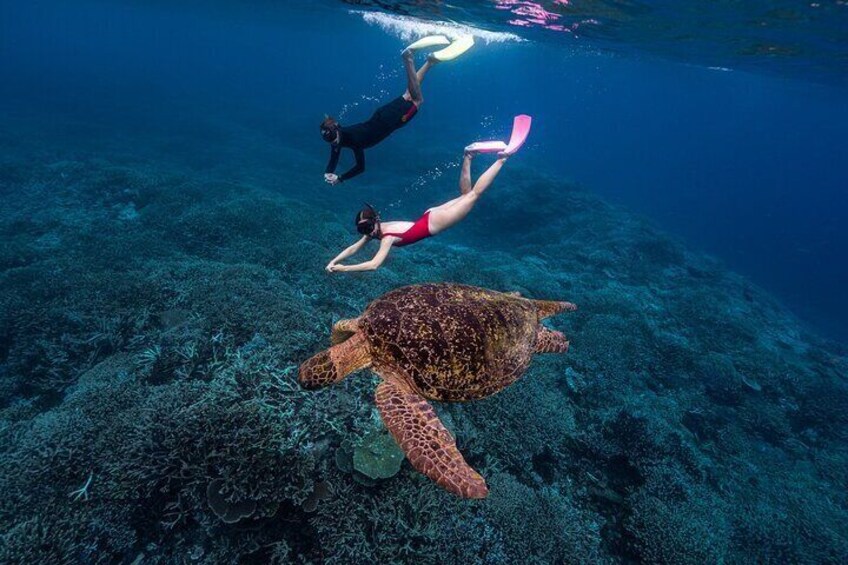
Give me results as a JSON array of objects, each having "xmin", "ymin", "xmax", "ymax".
[{"xmin": 1, "ymin": 154, "xmax": 846, "ymax": 564}]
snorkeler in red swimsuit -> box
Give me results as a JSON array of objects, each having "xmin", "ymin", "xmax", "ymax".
[
  {"xmin": 380, "ymin": 211, "xmax": 432, "ymax": 247},
  {"xmin": 326, "ymin": 150, "xmax": 509, "ymax": 273}
]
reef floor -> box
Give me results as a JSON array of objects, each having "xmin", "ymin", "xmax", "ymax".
[{"xmin": 0, "ymin": 119, "xmax": 846, "ymax": 564}]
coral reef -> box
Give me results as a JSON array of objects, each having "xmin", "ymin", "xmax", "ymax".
[
  {"xmin": 353, "ymin": 430, "xmax": 404, "ymax": 480},
  {"xmin": 0, "ymin": 139, "xmax": 846, "ymax": 564}
]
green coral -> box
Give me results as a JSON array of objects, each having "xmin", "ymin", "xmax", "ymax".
[{"xmin": 353, "ymin": 430, "xmax": 404, "ymax": 480}]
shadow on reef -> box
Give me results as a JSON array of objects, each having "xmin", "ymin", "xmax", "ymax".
[{"xmin": 0, "ymin": 139, "xmax": 847, "ymax": 563}]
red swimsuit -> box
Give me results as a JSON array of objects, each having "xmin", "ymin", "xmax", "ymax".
[{"xmin": 381, "ymin": 211, "xmax": 432, "ymax": 247}]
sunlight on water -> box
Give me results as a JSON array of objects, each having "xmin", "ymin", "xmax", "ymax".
[
  {"xmin": 358, "ymin": 10, "xmax": 523, "ymax": 44},
  {"xmin": 492, "ymin": 0, "xmax": 600, "ymax": 36},
  {"xmin": 342, "ymin": 0, "xmax": 848, "ymax": 85}
]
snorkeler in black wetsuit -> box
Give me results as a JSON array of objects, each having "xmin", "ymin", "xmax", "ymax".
[{"xmin": 321, "ymin": 48, "xmax": 437, "ymax": 185}]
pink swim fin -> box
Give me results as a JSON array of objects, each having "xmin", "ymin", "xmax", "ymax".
[
  {"xmin": 500, "ymin": 114, "xmax": 532, "ymax": 156},
  {"xmin": 464, "ymin": 115, "xmax": 532, "ymax": 156}
]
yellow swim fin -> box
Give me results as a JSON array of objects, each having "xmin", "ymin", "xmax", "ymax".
[
  {"xmin": 432, "ymin": 35, "xmax": 475, "ymax": 62},
  {"xmin": 405, "ymin": 35, "xmax": 451, "ymax": 51}
]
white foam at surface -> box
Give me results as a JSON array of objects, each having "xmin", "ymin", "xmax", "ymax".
[{"xmin": 356, "ymin": 11, "xmax": 523, "ymax": 44}]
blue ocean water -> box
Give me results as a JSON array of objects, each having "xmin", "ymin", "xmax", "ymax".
[
  {"xmin": 4, "ymin": 0, "xmax": 846, "ymax": 339},
  {"xmin": 1, "ymin": 1, "xmax": 847, "ymax": 563}
]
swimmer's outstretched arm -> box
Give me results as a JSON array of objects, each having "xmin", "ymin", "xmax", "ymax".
[
  {"xmin": 331, "ymin": 238, "xmax": 393, "ymax": 272},
  {"xmin": 326, "ymin": 236, "xmax": 369, "ymax": 271},
  {"xmin": 325, "ymin": 148, "xmax": 366, "ymax": 186}
]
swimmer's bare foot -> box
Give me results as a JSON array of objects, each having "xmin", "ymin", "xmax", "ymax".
[
  {"xmin": 402, "ymin": 48, "xmax": 415, "ymax": 62},
  {"xmin": 464, "ymin": 148, "xmax": 478, "ymax": 158},
  {"xmin": 427, "ymin": 53, "xmax": 441, "ymax": 65}
]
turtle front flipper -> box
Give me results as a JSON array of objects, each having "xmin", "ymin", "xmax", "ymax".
[
  {"xmin": 534, "ymin": 299, "xmax": 577, "ymax": 319},
  {"xmin": 535, "ymin": 326, "xmax": 570, "ymax": 353},
  {"xmin": 299, "ymin": 333, "xmax": 371, "ymax": 390},
  {"xmin": 375, "ymin": 375, "xmax": 488, "ymax": 499},
  {"xmin": 331, "ymin": 317, "xmax": 360, "ymax": 345}
]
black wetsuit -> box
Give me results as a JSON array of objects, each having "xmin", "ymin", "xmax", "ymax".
[{"xmin": 326, "ymin": 96, "xmax": 418, "ymax": 182}]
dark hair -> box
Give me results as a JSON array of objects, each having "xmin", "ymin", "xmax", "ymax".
[{"xmin": 355, "ymin": 204, "xmax": 379, "ymax": 236}]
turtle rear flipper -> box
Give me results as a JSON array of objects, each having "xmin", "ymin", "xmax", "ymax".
[
  {"xmin": 535, "ymin": 326, "xmax": 570, "ymax": 353},
  {"xmin": 331, "ymin": 318, "xmax": 360, "ymax": 345},
  {"xmin": 299, "ymin": 333, "xmax": 371, "ymax": 390},
  {"xmin": 534, "ymin": 299, "xmax": 577, "ymax": 319},
  {"xmin": 375, "ymin": 374, "xmax": 489, "ymax": 499}
]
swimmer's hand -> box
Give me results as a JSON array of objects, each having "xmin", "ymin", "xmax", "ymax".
[
  {"xmin": 324, "ymin": 173, "xmax": 340, "ymax": 185},
  {"xmin": 325, "ymin": 262, "xmax": 338, "ymax": 272}
]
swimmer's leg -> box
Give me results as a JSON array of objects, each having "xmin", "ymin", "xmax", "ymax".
[
  {"xmin": 459, "ymin": 151, "xmax": 474, "ymax": 195},
  {"xmin": 433, "ymin": 195, "xmax": 466, "ymax": 211},
  {"xmin": 429, "ymin": 157, "xmax": 508, "ymax": 234},
  {"xmin": 470, "ymin": 156, "xmax": 507, "ymax": 198},
  {"xmin": 401, "ymin": 50, "xmax": 435, "ymax": 106},
  {"xmin": 428, "ymin": 193, "xmax": 477, "ymax": 235},
  {"xmin": 416, "ymin": 58, "xmax": 436, "ymax": 84}
]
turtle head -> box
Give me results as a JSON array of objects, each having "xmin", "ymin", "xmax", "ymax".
[{"xmin": 534, "ymin": 299, "xmax": 577, "ymax": 320}]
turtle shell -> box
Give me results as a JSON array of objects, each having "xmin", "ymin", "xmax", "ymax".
[{"xmin": 360, "ymin": 283, "xmax": 539, "ymax": 401}]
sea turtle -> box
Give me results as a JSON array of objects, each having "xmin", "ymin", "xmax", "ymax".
[{"xmin": 299, "ymin": 283, "xmax": 576, "ymax": 498}]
